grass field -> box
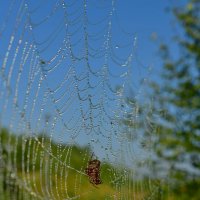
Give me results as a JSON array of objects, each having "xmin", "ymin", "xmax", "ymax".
[{"xmin": 1, "ymin": 128, "xmax": 198, "ymax": 200}]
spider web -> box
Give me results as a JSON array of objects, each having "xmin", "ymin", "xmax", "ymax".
[{"xmin": 0, "ymin": 0, "xmax": 162, "ymax": 199}]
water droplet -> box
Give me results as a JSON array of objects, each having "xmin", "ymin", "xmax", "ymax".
[{"xmin": 10, "ymin": 173, "xmax": 15, "ymax": 178}]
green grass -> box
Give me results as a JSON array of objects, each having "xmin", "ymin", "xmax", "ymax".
[
  {"xmin": 2, "ymin": 128, "xmax": 197, "ymax": 200},
  {"xmin": 0, "ymin": 128, "xmax": 133, "ymax": 199}
]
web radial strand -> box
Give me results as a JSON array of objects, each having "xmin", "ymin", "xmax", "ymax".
[{"xmin": 0, "ymin": 0, "xmax": 160, "ymax": 199}]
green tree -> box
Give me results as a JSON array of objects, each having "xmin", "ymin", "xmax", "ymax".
[
  {"xmin": 149, "ymin": 0, "xmax": 200, "ymax": 199},
  {"xmin": 123, "ymin": 1, "xmax": 200, "ymax": 199}
]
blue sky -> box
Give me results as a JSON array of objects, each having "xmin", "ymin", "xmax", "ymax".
[
  {"xmin": 0, "ymin": 0, "xmax": 177, "ymax": 78},
  {"xmin": 116, "ymin": 0, "xmax": 174, "ymax": 65},
  {"xmin": 0, "ymin": 0, "xmax": 184, "ymax": 162}
]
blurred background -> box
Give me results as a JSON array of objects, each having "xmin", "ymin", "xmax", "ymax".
[{"xmin": 0, "ymin": 0, "xmax": 200, "ymax": 199}]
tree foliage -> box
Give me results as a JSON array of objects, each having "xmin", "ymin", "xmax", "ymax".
[
  {"xmin": 149, "ymin": 0, "xmax": 200, "ymax": 198},
  {"xmin": 123, "ymin": 1, "xmax": 200, "ymax": 199}
]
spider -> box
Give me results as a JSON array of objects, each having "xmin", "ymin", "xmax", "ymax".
[{"xmin": 85, "ymin": 153, "xmax": 102, "ymax": 186}]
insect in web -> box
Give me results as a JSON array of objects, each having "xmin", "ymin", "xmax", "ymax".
[{"xmin": 85, "ymin": 153, "xmax": 102, "ymax": 186}]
